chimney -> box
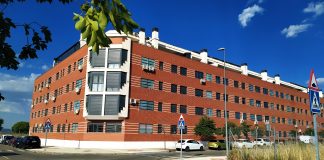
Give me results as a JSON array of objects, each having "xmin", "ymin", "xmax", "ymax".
[
  {"xmin": 200, "ymin": 49, "xmax": 208, "ymax": 64},
  {"xmin": 151, "ymin": 27, "xmax": 159, "ymax": 49},
  {"xmin": 241, "ymin": 63, "xmax": 248, "ymax": 75},
  {"xmin": 139, "ymin": 28, "xmax": 146, "ymax": 45},
  {"xmin": 261, "ymin": 70, "xmax": 268, "ymax": 81},
  {"xmin": 274, "ymin": 74, "xmax": 281, "ymax": 85},
  {"xmin": 79, "ymin": 34, "xmax": 86, "ymax": 47}
]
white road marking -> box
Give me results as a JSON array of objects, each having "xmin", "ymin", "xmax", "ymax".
[{"xmin": 2, "ymin": 156, "xmax": 9, "ymax": 159}]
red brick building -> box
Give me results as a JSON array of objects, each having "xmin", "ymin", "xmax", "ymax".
[{"xmin": 30, "ymin": 29, "xmax": 324, "ymax": 149}]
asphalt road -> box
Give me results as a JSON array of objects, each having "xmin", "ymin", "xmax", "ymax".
[{"xmin": 0, "ymin": 144, "xmax": 225, "ymax": 160}]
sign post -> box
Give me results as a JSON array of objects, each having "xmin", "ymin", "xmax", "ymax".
[
  {"xmin": 308, "ymin": 69, "xmax": 320, "ymax": 160},
  {"xmin": 178, "ymin": 114, "xmax": 185, "ymax": 160},
  {"xmin": 44, "ymin": 118, "xmax": 51, "ymax": 149}
]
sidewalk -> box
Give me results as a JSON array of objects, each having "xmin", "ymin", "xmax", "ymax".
[{"xmin": 26, "ymin": 146, "xmax": 227, "ymax": 160}]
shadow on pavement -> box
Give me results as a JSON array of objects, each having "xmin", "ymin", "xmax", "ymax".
[{"xmin": 0, "ymin": 151, "xmax": 20, "ymax": 156}]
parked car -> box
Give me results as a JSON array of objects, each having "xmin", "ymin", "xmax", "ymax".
[
  {"xmin": 232, "ymin": 139, "xmax": 255, "ymax": 149},
  {"xmin": 175, "ymin": 139, "xmax": 204, "ymax": 152},
  {"xmin": 0, "ymin": 135, "xmax": 12, "ymax": 144},
  {"xmin": 9, "ymin": 137, "xmax": 23, "ymax": 147},
  {"xmin": 16, "ymin": 136, "xmax": 41, "ymax": 149},
  {"xmin": 2, "ymin": 135, "xmax": 14, "ymax": 145},
  {"xmin": 208, "ymin": 139, "xmax": 226, "ymax": 150},
  {"xmin": 254, "ymin": 138, "xmax": 272, "ymax": 146}
]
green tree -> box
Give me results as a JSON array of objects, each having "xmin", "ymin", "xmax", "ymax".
[
  {"xmin": 0, "ymin": 119, "xmax": 3, "ymax": 131},
  {"xmin": 289, "ymin": 130, "xmax": 297, "ymax": 138},
  {"xmin": 251, "ymin": 125, "xmax": 265, "ymax": 138},
  {"xmin": 194, "ymin": 116, "xmax": 217, "ymax": 140},
  {"xmin": 11, "ymin": 121, "xmax": 29, "ymax": 134},
  {"xmin": 304, "ymin": 128, "xmax": 314, "ymax": 136},
  {"xmin": 239, "ymin": 122, "xmax": 251, "ymax": 139},
  {"xmin": 0, "ymin": 0, "xmax": 138, "ymax": 100},
  {"xmin": 319, "ymin": 130, "xmax": 324, "ymax": 138}
]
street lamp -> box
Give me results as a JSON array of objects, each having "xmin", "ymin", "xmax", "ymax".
[
  {"xmin": 217, "ymin": 47, "xmax": 228, "ymax": 157},
  {"xmin": 295, "ymin": 124, "xmax": 298, "ymax": 143}
]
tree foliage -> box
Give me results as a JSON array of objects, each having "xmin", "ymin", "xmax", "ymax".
[
  {"xmin": 251, "ymin": 125, "xmax": 265, "ymax": 138},
  {"xmin": 0, "ymin": 0, "xmax": 138, "ymax": 100},
  {"xmin": 289, "ymin": 130, "xmax": 297, "ymax": 138},
  {"xmin": 11, "ymin": 121, "xmax": 29, "ymax": 134},
  {"xmin": 194, "ymin": 116, "xmax": 217, "ymax": 140},
  {"xmin": 239, "ymin": 122, "xmax": 251, "ymax": 139},
  {"xmin": 0, "ymin": 118, "xmax": 3, "ymax": 131},
  {"xmin": 319, "ymin": 130, "xmax": 324, "ymax": 138},
  {"xmin": 304, "ymin": 128, "xmax": 314, "ymax": 136}
]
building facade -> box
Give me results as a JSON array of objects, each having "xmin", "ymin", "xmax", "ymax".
[{"xmin": 30, "ymin": 29, "xmax": 324, "ymax": 149}]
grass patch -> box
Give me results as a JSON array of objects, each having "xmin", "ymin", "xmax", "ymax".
[{"xmin": 228, "ymin": 143, "xmax": 323, "ymax": 160}]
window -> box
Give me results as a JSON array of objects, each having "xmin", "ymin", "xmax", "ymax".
[
  {"xmin": 264, "ymin": 102, "xmax": 269, "ymax": 108},
  {"xmin": 158, "ymin": 102, "xmax": 163, "ymax": 112},
  {"xmin": 171, "ymin": 104, "xmax": 177, "ymax": 113},
  {"xmin": 216, "ymin": 92, "xmax": 221, "ymax": 100},
  {"xmin": 141, "ymin": 57, "xmax": 155, "ymax": 68},
  {"xmin": 195, "ymin": 89, "xmax": 203, "ymax": 97},
  {"xmin": 88, "ymin": 72, "xmax": 104, "ymax": 91},
  {"xmin": 57, "ymin": 124, "xmax": 61, "ymax": 133},
  {"xmin": 206, "ymin": 91, "xmax": 212, "ymax": 99},
  {"xmin": 56, "ymin": 72, "xmax": 59, "ymax": 80},
  {"xmin": 73, "ymin": 62, "xmax": 76, "ymax": 71},
  {"xmin": 224, "ymin": 111, "xmax": 229, "ymax": 118},
  {"xmin": 234, "ymin": 81, "xmax": 239, "ymax": 88},
  {"xmin": 263, "ymin": 88, "xmax": 268, "ymax": 95},
  {"xmin": 206, "ymin": 74, "xmax": 212, "ymax": 81},
  {"xmin": 282, "ymin": 118, "xmax": 285, "ymax": 124},
  {"xmin": 170, "ymin": 125, "xmax": 177, "ymax": 134},
  {"xmin": 78, "ymin": 58, "xmax": 83, "ymax": 67},
  {"xmin": 250, "ymin": 114, "xmax": 255, "ymax": 121},
  {"xmin": 159, "ymin": 61, "xmax": 163, "ymax": 70},
  {"xmin": 223, "ymin": 94, "xmax": 228, "ymax": 102},
  {"xmin": 68, "ymin": 65, "xmax": 71, "ymax": 74},
  {"xmin": 158, "ymin": 124, "xmax": 163, "ymax": 133},
  {"xmin": 287, "ymin": 106, "xmax": 291, "ymax": 112},
  {"xmin": 249, "ymin": 99, "xmax": 255, "ymax": 106},
  {"xmin": 235, "ymin": 112, "xmax": 241, "ymax": 119},
  {"xmin": 241, "ymin": 83, "xmax": 245, "ymax": 89},
  {"xmin": 280, "ymin": 92, "xmax": 284, "ymax": 98},
  {"xmin": 180, "ymin": 86, "xmax": 187, "ymax": 94},
  {"xmin": 45, "ymin": 109, "xmax": 48, "ymax": 116},
  {"xmin": 255, "ymin": 86, "xmax": 260, "ymax": 93},
  {"xmin": 195, "ymin": 71, "xmax": 204, "ymax": 79},
  {"xmin": 281, "ymin": 105, "xmax": 285, "ymax": 111},
  {"xmin": 76, "ymin": 79, "xmax": 82, "ymax": 89},
  {"xmin": 141, "ymin": 78, "xmax": 154, "ymax": 89},
  {"xmin": 86, "ymin": 95, "xmax": 102, "ymax": 115},
  {"xmin": 64, "ymin": 104, "xmax": 68, "ymax": 112},
  {"xmin": 106, "ymin": 72, "xmax": 127, "ymax": 91},
  {"xmin": 159, "ymin": 81, "xmax": 163, "ymax": 90},
  {"xmin": 234, "ymin": 96, "xmax": 239, "ymax": 103},
  {"xmin": 272, "ymin": 117, "xmax": 276, "ymax": 123},
  {"xmin": 171, "ymin": 84, "xmax": 177, "ymax": 93},
  {"xmin": 216, "ymin": 76, "xmax": 221, "ymax": 84},
  {"xmin": 106, "ymin": 123, "xmax": 122, "ymax": 133},
  {"xmin": 277, "ymin": 117, "xmax": 280, "ymax": 123},
  {"xmin": 223, "ymin": 78, "xmax": 229, "ymax": 86},
  {"xmin": 256, "ymin": 100, "xmax": 261, "ymax": 107},
  {"xmin": 242, "ymin": 98, "xmax": 246, "ymax": 104},
  {"xmin": 139, "ymin": 124, "xmax": 153, "ymax": 134},
  {"xmin": 180, "ymin": 105, "xmax": 187, "ymax": 114},
  {"xmin": 195, "ymin": 107, "xmax": 203, "ymax": 115},
  {"xmin": 249, "ymin": 84, "xmax": 254, "ymax": 92},
  {"xmin": 180, "ymin": 67, "xmax": 187, "ymax": 76},
  {"xmin": 207, "ymin": 108, "xmax": 213, "ymax": 117},
  {"xmin": 108, "ymin": 49, "xmax": 127, "ymax": 68},
  {"xmin": 139, "ymin": 100, "xmax": 154, "ymax": 111},
  {"xmin": 66, "ymin": 84, "xmax": 70, "ymax": 93},
  {"xmin": 269, "ymin": 90, "xmax": 274, "ymax": 96},
  {"xmin": 74, "ymin": 101, "xmax": 80, "ymax": 111},
  {"xmin": 171, "ymin": 65, "xmax": 177, "ymax": 73},
  {"xmin": 87, "ymin": 123, "xmax": 104, "ymax": 132},
  {"xmin": 52, "ymin": 107, "xmax": 56, "ymax": 114},
  {"xmin": 270, "ymin": 103, "xmax": 274, "ymax": 109},
  {"xmin": 90, "ymin": 49, "xmax": 106, "ymax": 67},
  {"xmin": 216, "ymin": 110, "xmax": 221, "ymax": 117},
  {"xmin": 243, "ymin": 113, "xmax": 247, "ymax": 120}
]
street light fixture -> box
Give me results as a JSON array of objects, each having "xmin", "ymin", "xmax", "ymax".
[
  {"xmin": 217, "ymin": 47, "xmax": 228, "ymax": 157},
  {"xmin": 295, "ymin": 124, "xmax": 298, "ymax": 143}
]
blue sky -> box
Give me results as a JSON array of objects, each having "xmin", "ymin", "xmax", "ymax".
[{"xmin": 0, "ymin": 0, "xmax": 324, "ymax": 129}]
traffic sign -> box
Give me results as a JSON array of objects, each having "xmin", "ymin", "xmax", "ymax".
[
  {"xmin": 310, "ymin": 90, "xmax": 320, "ymax": 114},
  {"xmin": 44, "ymin": 118, "xmax": 51, "ymax": 130},
  {"xmin": 308, "ymin": 69, "xmax": 320, "ymax": 91},
  {"xmin": 178, "ymin": 114, "xmax": 185, "ymax": 130}
]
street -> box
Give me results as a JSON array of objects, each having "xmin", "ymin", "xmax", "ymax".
[{"xmin": 0, "ymin": 145, "xmax": 225, "ymax": 160}]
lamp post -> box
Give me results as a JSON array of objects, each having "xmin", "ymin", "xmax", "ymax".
[
  {"xmin": 217, "ymin": 48, "xmax": 228, "ymax": 157},
  {"xmin": 294, "ymin": 124, "xmax": 298, "ymax": 143}
]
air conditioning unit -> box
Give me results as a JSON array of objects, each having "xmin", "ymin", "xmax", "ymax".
[
  {"xmin": 148, "ymin": 66, "xmax": 155, "ymax": 71},
  {"xmin": 74, "ymin": 109, "xmax": 80, "ymax": 115},
  {"xmin": 78, "ymin": 64, "xmax": 83, "ymax": 71},
  {"xmin": 51, "ymin": 96, "xmax": 56, "ymax": 102},
  {"xmin": 130, "ymin": 98, "xmax": 138, "ymax": 105},
  {"xmin": 45, "ymin": 83, "xmax": 49, "ymax": 88},
  {"xmin": 44, "ymin": 99, "xmax": 48, "ymax": 104},
  {"xmin": 200, "ymin": 79, "xmax": 206, "ymax": 85},
  {"xmin": 141, "ymin": 64, "xmax": 149, "ymax": 70},
  {"xmin": 75, "ymin": 87, "xmax": 81, "ymax": 93}
]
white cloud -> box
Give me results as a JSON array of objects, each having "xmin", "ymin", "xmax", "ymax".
[
  {"xmin": 304, "ymin": 2, "xmax": 324, "ymax": 17},
  {"xmin": 317, "ymin": 78, "xmax": 324, "ymax": 84},
  {"xmin": 41, "ymin": 64, "xmax": 49, "ymax": 71},
  {"xmin": 0, "ymin": 101, "xmax": 25, "ymax": 114},
  {"xmin": 238, "ymin": 4, "xmax": 264, "ymax": 27},
  {"xmin": 281, "ymin": 24, "xmax": 312, "ymax": 38},
  {"xmin": 0, "ymin": 73, "xmax": 40, "ymax": 92}
]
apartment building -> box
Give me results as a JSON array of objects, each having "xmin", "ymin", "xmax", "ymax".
[{"xmin": 30, "ymin": 28, "xmax": 324, "ymax": 149}]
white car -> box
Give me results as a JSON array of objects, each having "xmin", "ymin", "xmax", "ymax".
[
  {"xmin": 254, "ymin": 138, "xmax": 272, "ymax": 146},
  {"xmin": 175, "ymin": 139, "xmax": 204, "ymax": 152},
  {"xmin": 232, "ymin": 139, "xmax": 255, "ymax": 149}
]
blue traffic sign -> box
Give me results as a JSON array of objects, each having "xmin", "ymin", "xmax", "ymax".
[
  {"xmin": 178, "ymin": 115, "xmax": 185, "ymax": 130},
  {"xmin": 309, "ymin": 90, "xmax": 320, "ymax": 114},
  {"xmin": 44, "ymin": 119, "xmax": 51, "ymax": 130}
]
